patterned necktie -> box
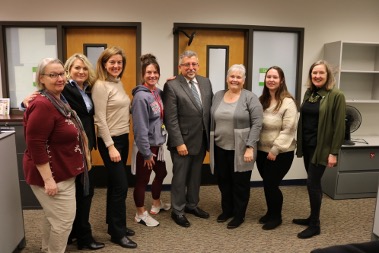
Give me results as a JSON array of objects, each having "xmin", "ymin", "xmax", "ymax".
[{"xmin": 190, "ymin": 80, "xmax": 202, "ymax": 108}]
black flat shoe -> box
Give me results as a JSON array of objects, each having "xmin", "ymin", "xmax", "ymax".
[
  {"xmin": 77, "ymin": 240, "xmax": 105, "ymax": 250},
  {"xmin": 262, "ymin": 219, "xmax": 282, "ymax": 230},
  {"xmin": 171, "ymin": 212, "xmax": 190, "ymax": 227},
  {"xmin": 217, "ymin": 213, "xmax": 233, "ymax": 223},
  {"xmin": 184, "ymin": 207, "xmax": 210, "ymax": 219},
  {"xmin": 111, "ymin": 236, "xmax": 137, "ymax": 248},
  {"xmin": 297, "ymin": 226, "xmax": 320, "ymax": 239},
  {"xmin": 292, "ymin": 218, "xmax": 310, "ymax": 226},
  {"xmin": 227, "ymin": 218, "xmax": 244, "ymax": 229},
  {"xmin": 126, "ymin": 227, "xmax": 135, "ymax": 236},
  {"xmin": 258, "ymin": 214, "xmax": 270, "ymax": 224}
]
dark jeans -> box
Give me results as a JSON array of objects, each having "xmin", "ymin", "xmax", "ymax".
[
  {"xmin": 97, "ymin": 134, "xmax": 129, "ymax": 239},
  {"xmin": 303, "ymin": 145, "xmax": 326, "ymax": 226},
  {"xmin": 69, "ymin": 170, "xmax": 95, "ymax": 244},
  {"xmin": 214, "ymin": 145, "xmax": 252, "ymax": 220},
  {"xmin": 256, "ymin": 150, "xmax": 294, "ymax": 220},
  {"xmin": 133, "ymin": 146, "xmax": 167, "ymax": 207}
]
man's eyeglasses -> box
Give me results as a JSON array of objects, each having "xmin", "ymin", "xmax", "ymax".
[
  {"xmin": 42, "ymin": 73, "xmax": 66, "ymax": 79},
  {"xmin": 180, "ymin": 63, "xmax": 199, "ymax": 68}
]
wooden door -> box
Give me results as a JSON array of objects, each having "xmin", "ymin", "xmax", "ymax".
[
  {"xmin": 65, "ymin": 27, "xmax": 137, "ymax": 165},
  {"xmin": 178, "ymin": 29, "xmax": 246, "ymax": 163},
  {"xmin": 178, "ymin": 29, "xmax": 246, "ymax": 77}
]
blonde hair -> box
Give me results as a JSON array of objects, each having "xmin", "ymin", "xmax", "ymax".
[
  {"xmin": 96, "ymin": 46, "xmax": 127, "ymax": 81},
  {"xmin": 64, "ymin": 53, "xmax": 96, "ymax": 86}
]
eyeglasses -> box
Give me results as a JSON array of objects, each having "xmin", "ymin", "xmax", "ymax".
[
  {"xmin": 180, "ymin": 63, "xmax": 199, "ymax": 68},
  {"xmin": 42, "ymin": 72, "xmax": 66, "ymax": 79}
]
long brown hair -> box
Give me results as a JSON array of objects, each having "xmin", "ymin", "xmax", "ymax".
[{"xmin": 259, "ymin": 66, "xmax": 295, "ymax": 111}]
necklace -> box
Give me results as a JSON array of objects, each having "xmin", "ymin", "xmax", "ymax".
[{"xmin": 308, "ymin": 92, "xmax": 320, "ymax": 103}]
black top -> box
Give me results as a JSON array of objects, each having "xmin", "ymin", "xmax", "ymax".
[
  {"xmin": 301, "ymin": 93, "xmax": 321, "ymax": 147},
  {"xmin": 62, "ymin": 81, "xmax": 96, "ymax": 150}
]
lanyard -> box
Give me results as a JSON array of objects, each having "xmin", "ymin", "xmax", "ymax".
[{"xmin": 144, "ymin": 83, "xmax": 164, "ymax": 120}]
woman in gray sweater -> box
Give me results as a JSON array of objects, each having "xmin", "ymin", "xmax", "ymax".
[{"xmin": 210, "ymin": 64, "xmax": 263, "ymax": 229}]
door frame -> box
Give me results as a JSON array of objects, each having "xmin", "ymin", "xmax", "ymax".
[
  {"xmin": 172, "ymin": 23, "xmax": 304, "ymax": 103},
  {"xmin": 0, "ymin": 21, "xmax": 142, "ymax": 107}
]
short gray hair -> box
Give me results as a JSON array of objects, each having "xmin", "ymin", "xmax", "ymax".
[
  {"xmin": 35, "ymin": 58, "xmax": 64, "ymax": 90},
  {"xmin": 179, "ymin": 50, "xmax": 198, "ymax": 65},
  {"xmin": 227, "ymin": 64, "xmax": 246, "ymax": 80}
]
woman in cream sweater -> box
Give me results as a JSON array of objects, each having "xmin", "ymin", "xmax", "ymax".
[{"xmin": 256, "ymin": 66, "xmax": 298, "ymax": 230}]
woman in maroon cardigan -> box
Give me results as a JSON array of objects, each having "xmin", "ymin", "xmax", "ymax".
[{"xmin": 23, "ymin": 58, "xmax": 90, "ymax": 253}]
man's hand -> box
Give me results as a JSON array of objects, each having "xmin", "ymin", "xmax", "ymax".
[{"xmin": 176, "ymin": 144, "xmax": 188, "ymax": 156}]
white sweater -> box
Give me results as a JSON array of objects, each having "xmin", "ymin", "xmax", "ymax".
[{"xmin": 258, "ymin": 97, "xmax": 297, "ymax": 155}]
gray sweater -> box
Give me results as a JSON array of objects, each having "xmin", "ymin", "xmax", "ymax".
[
  {"xmin": 131, "ymin": 85, "xmax": 166, "ymax": 159},
  {"xmin": 210, "ymin": 89, "xmax": 263, "ymax": 173}
]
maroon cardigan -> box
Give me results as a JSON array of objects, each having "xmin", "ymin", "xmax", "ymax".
[{"xmin": 23, "ymin": 94, "xmax": 84, "ymax": 187}]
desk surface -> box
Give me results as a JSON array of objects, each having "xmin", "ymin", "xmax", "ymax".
[{"xmin": 344, "ymin": 136, "xmax": 379, "ymax": 148}]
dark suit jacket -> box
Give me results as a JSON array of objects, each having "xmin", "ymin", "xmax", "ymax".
[
  {"xmin": 163, "ymin": 75, "xmax": 213, "ymax": 155},
  {"xmin": 62, "ymin": 81, "xmax": 96, "ymax": 150}
]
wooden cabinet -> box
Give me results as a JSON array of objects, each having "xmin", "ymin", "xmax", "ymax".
[
  {"xmin": 321, "ymin": 136, "xmax": 379, "ymax": 199},
  {"xmin": 324, "ymin": 41, "xmax": 379, "ymax": 103}
]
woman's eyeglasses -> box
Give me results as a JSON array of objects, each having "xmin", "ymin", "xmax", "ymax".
[{"xmin": 42, "ymin": 73, "xmax": 66, "ymax": 79}]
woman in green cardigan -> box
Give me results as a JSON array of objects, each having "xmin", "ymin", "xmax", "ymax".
[{"xmin": 293, "ymin": 60, "xmax": 346, "ymax": 239}]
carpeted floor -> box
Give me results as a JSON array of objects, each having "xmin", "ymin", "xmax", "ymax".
[{"xmin": 21, "ymin": 185, "xmax": 376, "ymax": 253}]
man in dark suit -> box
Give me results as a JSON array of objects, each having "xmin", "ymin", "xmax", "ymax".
[{"xmin": 163, "ymin": 50, "xmax": 213, "ymax": 227}]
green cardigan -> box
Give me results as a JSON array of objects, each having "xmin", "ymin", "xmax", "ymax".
[{"xmin": 296, "ymin": 87, "xmax": 346, "ymax": 166}]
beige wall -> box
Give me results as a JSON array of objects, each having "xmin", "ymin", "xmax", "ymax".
[{"xmin": 1, "ymin": 0, "xmax": 379, "ymax": 181}]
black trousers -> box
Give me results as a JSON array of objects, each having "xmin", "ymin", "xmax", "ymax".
[
  {"xmin": 214, "ymin": 145, "xmax": 252, "ymax": 220},
  {"xmin": 69, "ymin": 170, "xmax": 95, "ymax": 244},
  {"xmin": 256, "ymin": 150, "xmax": 294, "ymax": 220},
  {"xmin": 303, "ymin": 145, "xmax": 326, "ymax": 226},
  {"xmin": 97, "ymin": 134, "xmax": 129, "ymax": 239}
]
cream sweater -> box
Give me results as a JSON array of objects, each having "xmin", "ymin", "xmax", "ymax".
[
  {"xmin": 258, "ymin": 97, "xmax": 297, "ymax": 155},
  {"xmin": 92, "ymin": 78, "xmax": 131, "ymax": 148}
]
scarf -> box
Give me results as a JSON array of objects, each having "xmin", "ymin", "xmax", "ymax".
[{"xmin": 41, "ymin": 90, "xmax": 91, "ymax": 196}]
